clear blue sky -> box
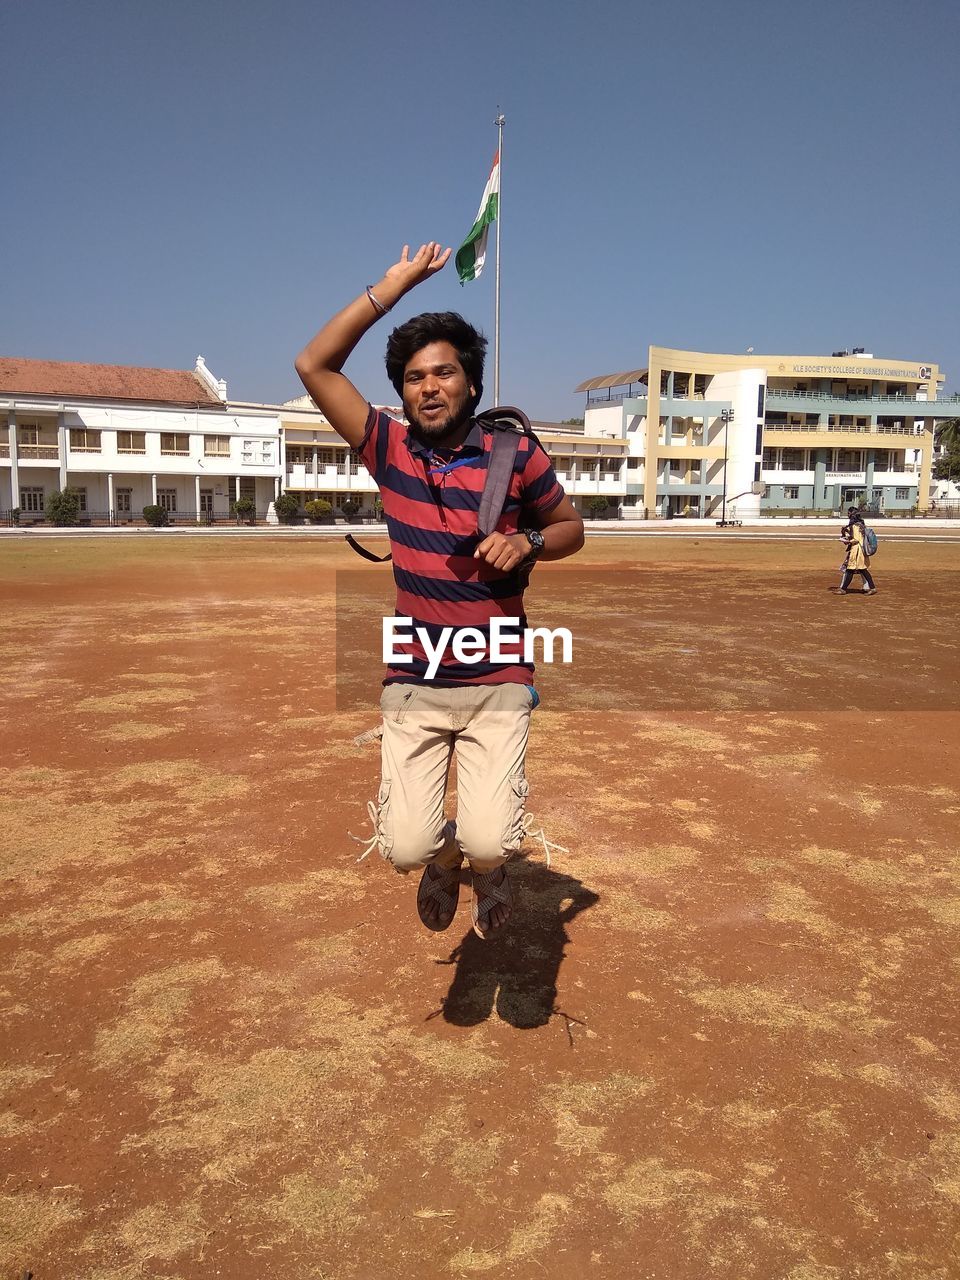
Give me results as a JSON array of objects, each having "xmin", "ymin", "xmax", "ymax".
[{"xmin": 3, "ymin": 0, "xmax": 958, "ymax": 418}]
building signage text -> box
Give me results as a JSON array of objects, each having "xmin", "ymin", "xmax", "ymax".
[{"xmin": 791, "ymin": 364, "xmax": 929, "ymax": 379}]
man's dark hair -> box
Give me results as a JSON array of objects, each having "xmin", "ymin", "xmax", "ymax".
[{"xmin": 385, "ymin": 312, "xmax": 487, "ymax": 411}]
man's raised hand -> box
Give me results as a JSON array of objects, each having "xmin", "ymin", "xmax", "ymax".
[{"xmin": 383, "ymin": 242, "xmax": 452, "ymax": 295}]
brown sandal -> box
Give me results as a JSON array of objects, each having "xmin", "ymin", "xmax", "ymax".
[
  {"xmin": 471, "ymin": 865, "xmax": 512, "ymax": 939},
  {"xmin": 417, "ymin": 862, "xmax": 461, "ymax": 931}
]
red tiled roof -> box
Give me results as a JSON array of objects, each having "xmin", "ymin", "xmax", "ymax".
[{"xmin": 0, "ymin": 357, "xmax": 223, "ymax": 406}]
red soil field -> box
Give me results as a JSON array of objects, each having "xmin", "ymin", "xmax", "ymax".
[{"xmin": 1, "ymin": 533, "xmax": 959, "ymax": 1279}]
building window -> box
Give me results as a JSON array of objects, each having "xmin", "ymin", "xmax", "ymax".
[
  {"xmin": 157, "ymin": 488, "xmax": 178, "ymax": 512},
  {"xmin": 762, "ymin": 447, "xmax": 778, "ymax": 467},
  {"xmin": 20, "ymin": 487, "xmax": 44, "ymax": 512},
  {"xmin": 204, "ymin": 435, "xmax": 231, "ymax": 457},
  {"xmin": 200, "ymin": 490, "xmax": 214, "ymax": 513},
  {"xmin": 785, "ymin": 486, "xmax": 799, "ymax": 499},
  {"xmin": 895, "ymin": 487, "xmax": 910, "ymax": 500},
  {"xmin": 69, "ymin": 428, "xmax": 101, "ymax": 452},
  {"xmin": 116, "ymin": 489, "xmax": 132, "ymax": 513},
  {"xmin": 319, "ymin": 447, "xmax": 338, "ymax": 468},
  {"xmin": 242, "ymin": 439, "xmax": 275, "ymax": 465},
  {"xmin": 117, "ymin": 431, "xmax": 146, "ymax": 454},
  {"xmin": 19, "ymin": 425, "xmax": 40, "ymax": 446},
  {"xmin": 161, "ymin": 433, "xmax": 190, "ymax": 456},
  {"xmin": 74, "ymin": 488, "xmax": 87, "ymax": 512}
]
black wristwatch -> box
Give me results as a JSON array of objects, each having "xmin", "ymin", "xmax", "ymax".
[{"xmin": 519, "ymin": 527, "xmax": 545, "ymax": 564}]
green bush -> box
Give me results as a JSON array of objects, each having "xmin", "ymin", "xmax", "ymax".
[
  {"xmin": 47, "ymin": 488, "xmax": 82, "ymax": 526},
  {"xmin": 304, "ymin": 498, "xmax": 333, "ymax": 523},
  {"xmin": 587, "ymin": 496, "xmax": 610, "ymax": 516},
  {"xmin": 143, "ymin": 504, "xmax": 168, "ymax": 527},
  {"xmin": 340, "ymin": 499, "xmax": 360, "ymax": 518},
  {"xmin": 272, "ymin": 492, "xmax": 300, "ymax": 524},
  {"xmin": 231, "ymin": 496, "xmax": 257, "ymax": 523}
]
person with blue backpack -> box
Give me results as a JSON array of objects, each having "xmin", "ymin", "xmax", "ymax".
[{"xmin": 838, "ymin": 508, "xmax": 878, "ymax": 595}]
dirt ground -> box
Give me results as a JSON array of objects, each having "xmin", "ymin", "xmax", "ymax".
[{"xmin": 1, "ymin": 532, "xmax": 959, "ymax": 1279}]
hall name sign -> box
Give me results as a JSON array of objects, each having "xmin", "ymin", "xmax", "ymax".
[{"xmin": 791, "ymin": 363, "xmax": 931, "ymax": 379}]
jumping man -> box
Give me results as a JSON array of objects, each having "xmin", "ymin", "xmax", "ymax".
[{"xmin": 295, "ymin": 242, "xmax": 584, "ymax": 937}]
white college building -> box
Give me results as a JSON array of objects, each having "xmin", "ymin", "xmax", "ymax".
[{"xmin": 0, "ymin": 356, "xmax": 281, "ymax": 522}]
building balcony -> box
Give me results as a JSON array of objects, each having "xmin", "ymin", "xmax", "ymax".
[
  {"xmin": 766, "ymin": 391, "xmax": 957, "ymax": 419},
  {"xmin": 17, "ymin": 445, "xmax": 60, "ymax": 460}
]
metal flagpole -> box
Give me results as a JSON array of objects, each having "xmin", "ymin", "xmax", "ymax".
[{"xmin": 494, "ymin": 110, "xmax": 505, "ymax": 406}]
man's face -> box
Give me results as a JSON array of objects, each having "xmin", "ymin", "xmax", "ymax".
[{"xmin": 402, "ymin": 341, "xmax": 475, "ymax": 440}]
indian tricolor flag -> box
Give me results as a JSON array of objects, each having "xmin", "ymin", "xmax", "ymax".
[{"xmin": 455, "ymin": 151, "xmax": 500, "ymax": 284}]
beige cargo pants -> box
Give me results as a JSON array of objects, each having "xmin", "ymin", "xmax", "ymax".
[{"xmin": 376, "ymin": 682, "xmax": 533, "ymax": 876}]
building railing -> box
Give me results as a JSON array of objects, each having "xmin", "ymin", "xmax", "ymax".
[
  {"xmin": 769, "ymin": 390, "xmax": 960, "ymax": 403},
  {"xmin": 0, "ymin": 508, "xmax": 273, "ymax": 528},
  {"xmin": 764, "ymin": 423, "xmax": 924, "ymax": 435},
  {"xmin": 17, "ymin": 445, "xmax": 60, "ymax": 459}
]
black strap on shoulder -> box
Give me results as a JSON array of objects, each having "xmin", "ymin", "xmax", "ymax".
[{"xmin": 475, "ymin": 406, "xmax": 536, "ymax": 539}]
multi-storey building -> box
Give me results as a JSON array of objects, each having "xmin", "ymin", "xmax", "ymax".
[
  {"xmin": 7, "ymin": 348, "xmax": 956, "ymax": 525},
  {"xmin": 278, "ymin": 395, "xmax": 629, "ymax": 516},
  {"xmin": 0, "ymin": 357, "xmax": 281, "ymax": 521},
  {"xmin": 578, "ymin": 347, "xmax": 960, "ymax": 517}
]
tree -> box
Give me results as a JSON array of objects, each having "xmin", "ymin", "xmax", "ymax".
[
  {"xmin": 933, "ymin": 440, "xmax": 960, "ymax": 482},
  {"xmin": 934, "ymin": 418, "xmax": 960, "ymax": 452},
  {"xmin": 561, "ymin": 416, "xmax": 584, "ymax": 426},
  {"xmin": 47, "ymin": 488, "xmax": 82, "ymax": 526},
  {"xmin": 232, "ymin": 496, "xmax": 257, "ymax": 523}
]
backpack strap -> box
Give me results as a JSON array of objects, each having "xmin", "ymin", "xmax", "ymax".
[
  {"xmin": 345, "ymin": 532, "xmax": 391, "ymax": 562},
  {"xmin": 475, "ymin": 406, "xmax": 537, "ymax": 539}
]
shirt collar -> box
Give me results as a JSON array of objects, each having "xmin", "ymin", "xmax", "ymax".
[{"xmin": 405, "ymin": 418, "xmax": 484, "ymax": 459}]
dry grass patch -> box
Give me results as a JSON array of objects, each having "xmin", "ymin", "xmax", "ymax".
[
  {"xmin": 76, "ymin": 687, "xmax": 198, "ymax": 713},
  {"xmin": 417, "ymin": 1100, "xmax": 505, "ymax": 1182},
  {"xmin": 126, "ymin": 1045, "xmax": 355, "ymax": 1179},
  {"xmin": 0, "ymin": 1190, "xmax": 83, "ymax": 1264},
  {"xmin": 766, "ymin": 883, "xmax": 837, "ymax": 938},
  {"xmin": 94, "ymin": 958, "xmax": 229, "ymax": 1068},
  {"xmin": 686, "ymin": 979, "xmax": 889, "ymax": 1039},
  {"xmin": 603, "ymin": 1155, "xmax": 713, "ymax": 1218},
  {"xmin": 505, "ymin": 1192, "xmax": 571, "ymax": 1261},
  {"xmin": 264, "ymin": 1168, "xmax": 376, "ymax": 1239},
  {"xmin": 115, "ymin": 1200, "xmax": 207, "ymax": 1262},
  {"xmin": 50, "ymin": 930, "xmax": 116, "ymax": 969},
  {"xmin": 93, "ymin": 721, "xmax": 180, "ymax": 741}
]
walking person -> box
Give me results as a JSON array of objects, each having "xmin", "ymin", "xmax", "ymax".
[
  {"xmin": 837, "ymin": 508, "xmax": 877, "ymax": 595},
  {"xmin": 294, "ymin": 242, "xmax": 584, "ymax": 937}
]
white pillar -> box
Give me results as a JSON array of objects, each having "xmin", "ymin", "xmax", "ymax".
[
  {"xmin": 58, "ymin": 412, "xmax": 67, "ymax": 490},
  {"xmin": 8, "ymin": 410, "xmax": 18, "ymax": 511},
  {"xmin": 195, "ymin": 474, "xmax": 201, "ymax": 521},
  {"xmin": 151, "ymin": 474, "xmax": 158, "ymax": 504},
  {"xmin": 108, "ymin": 473, "xmax": 114, "ymax": 523},
  {"xmin": 235, "ymin": 475, "xmax": 240, "ymax": 501}
]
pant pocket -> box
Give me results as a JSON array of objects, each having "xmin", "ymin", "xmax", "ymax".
[
  {"xmin": 502, "ymin": 771, "xmax": 530, "ymax": 855},
  {"xmin": 376, "ymin": 777, "xmax": 393, "ymax": 860},
  {"xmin": 380, "ymin": 685, "xmax": 418, "ymax": 725}
]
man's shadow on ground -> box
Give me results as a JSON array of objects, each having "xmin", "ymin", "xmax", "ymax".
[{"xmin": 427, "ymin": 854, "xmax": 600, "ymax": 1033}]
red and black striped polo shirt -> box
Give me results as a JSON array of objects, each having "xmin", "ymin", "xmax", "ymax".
[{"xmin": 356, "ymin": 406, "xmax": 565, "ymax": 686}]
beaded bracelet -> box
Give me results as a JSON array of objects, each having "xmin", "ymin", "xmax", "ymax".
[{"xmin": 365, "ymin": 285, "xmax": 392, "ymax": 317}]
